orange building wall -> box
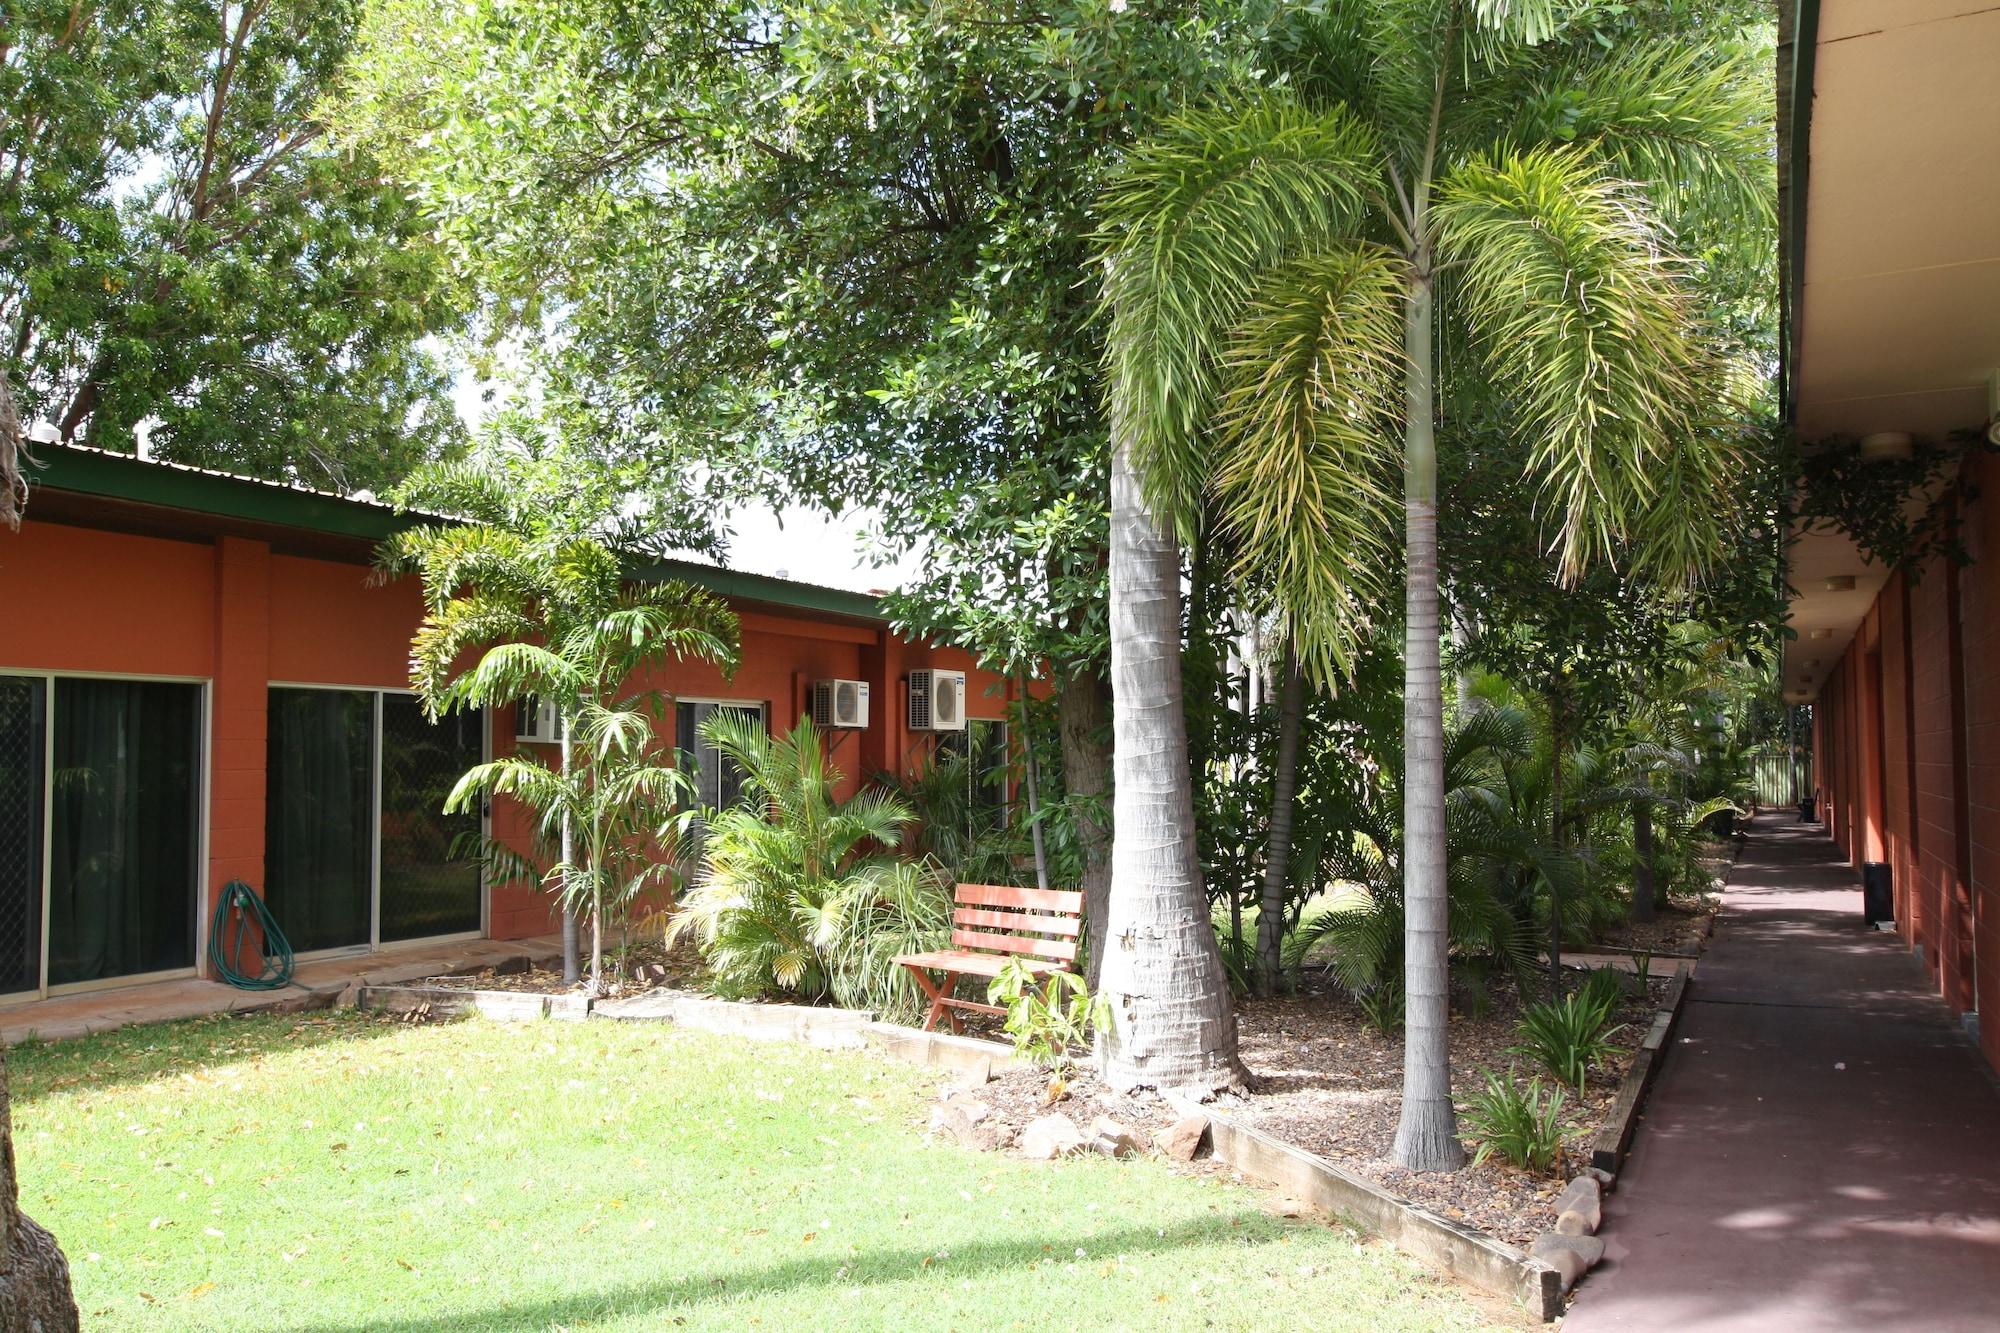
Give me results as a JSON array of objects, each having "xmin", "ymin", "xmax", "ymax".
[
  {"xmin": 4, "ymin": 511, "xmax": 1017, "ymax": 971},
  {"xmin": 1814, "ymin": 451, "xmax": 2000, "ymax": 1071}
]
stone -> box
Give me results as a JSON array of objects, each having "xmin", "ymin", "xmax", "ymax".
[
  {"xmin": 334, "ymin": 982, "xmax": 360, "ymax": 1009},
  {"xmin": 1018, "ymin": 1113, "xmax": 1087, "ymax": 1160},
  {"xmin": 945, "ymin": 1055, "xmax": 994, "ymax": 1097},
  {"xmin": 1554, "ymin": 1176, "xmax": 1603, "ymax": 1234},
  {"xmin": 1156, "ymin": 1114, "xmax": 1210, "ymax": 1161},
  {"xmin": 1531, "ymin": 1232, "xmax": 1605, "ymax": 1293},
  {"xmin": 1087, "ymin": 1116, "xmax": 1145, "ymax": 1159},
  {"xmin": 927, "ymin": 1097, "xmax": 1004, "ymax": 1151},
  {"xmin": 1582, "ymin": 1166, "xmax": 1616, "ymax": 1191}
]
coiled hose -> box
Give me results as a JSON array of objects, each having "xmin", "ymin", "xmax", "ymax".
[{"xmin": 209, "ymin": 879, "xmax": 296, "ymax": 990}]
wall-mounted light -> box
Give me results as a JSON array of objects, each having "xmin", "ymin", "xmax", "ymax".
[
  {"xmin": 1825, "ymin": 575, "xmax": 1857, "ymax": 593},
  {"xmin": 1860, "ymin": 432, "xmax": 1914, "ymax": 461}
]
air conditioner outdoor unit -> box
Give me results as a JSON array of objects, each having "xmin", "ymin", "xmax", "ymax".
[
  {"xmin": 514, "ymin": 696, "xmax": 564, "ymax": 744},
  {"xmin": 810, "ymin": 678, "xmax": 871, "ymax": 730},
  {"xmin": 907, "ymin": 668, "xmax": 967, "ymax": 732}
]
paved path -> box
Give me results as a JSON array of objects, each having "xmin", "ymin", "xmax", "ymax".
[{"xmin": 1566, "ymin": 815, "xmax": 2000, "ymax": 1332}]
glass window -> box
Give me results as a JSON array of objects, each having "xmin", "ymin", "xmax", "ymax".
[
  {"xmin": 938, "ymin": 719, "xmax": 1010, "ymax": 827},
  {"xmin": 378, "ymin": 694, "xmax": 483, "ymax": 942},
  {"xmin": 47, "ymin": 678, "xmax": 200, "ymax": 986},
  {"xmin": 0, "ymin": 678, "xmax": 45, "ymax": 995},
  {"xmin": 676, "ymin": 701, "xmax": 763, "ymax": 809},
  {"xmin": 265, "ymin": 689, "xmax": 375, "ymax": 953}
]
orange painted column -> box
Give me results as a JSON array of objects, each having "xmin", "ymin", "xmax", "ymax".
[
  {"xmin": 1858, "ymin": 615, "xmax": 1887, "ymax": 865},
  {"xmin": 207, "ymin": 536, "xmax": 272, "ymax": 975}
]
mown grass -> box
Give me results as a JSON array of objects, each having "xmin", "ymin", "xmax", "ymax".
[{"xmin": 13, "ymin": 1011, "xmax": 1511, "ymax": 1331}]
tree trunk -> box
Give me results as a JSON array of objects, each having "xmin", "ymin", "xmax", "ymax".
[
  {"xmin": 0, "ymin": 1055, "xmax": 80, "ymax": 1332},
  {"xmin": 1254, "ymin": 641, "xmax": 1305, "ymax": 997},
  {"xmin": 559, "ymin": 721, "xmax": 580, "ymax": 986},
  {"xmin": 1018, "ymin": 675, "xmax": 1051, "ymax": 892},
  {"xmin": 1390, "ymin": 267, "xmax": 1465, "ymax": 1172},
  {"xmin": 1057, "ymin": 669, "xmax": 1113, "ymax": 987},
  {"xmin": 1097, "ymin": 434, "xmax": 1241, "ymax": 1092},
  {"xmin": 1631, "ymin": 783, "xmax": 1657, "ymax": 925}
]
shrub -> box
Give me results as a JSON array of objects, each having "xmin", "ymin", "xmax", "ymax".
[
  {"xmin": 1508, "ymin": 991, "xmax": 1625, "ymax": 1091},
  {"xmin": 1461, "ymin": 1070, "xmax": 1568, "ymax": 1173},
  {"xmin": 668, "ymin": 716, "xmax": 950, "ymax": 1017},
  {"xmin": 988, "ymin": 959, "xmax": 1110, "ymax": 1073},
  {"xmin": 1576, "ymin": 966, "xmax": 1630, "ymax": 1018},
  {"xmin": 1356, "ymin": 980, "xmax": 1405, "ymax": 1035}
]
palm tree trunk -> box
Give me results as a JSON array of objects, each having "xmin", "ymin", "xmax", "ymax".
[
  {"xmin": 0, "ymin": 1055, "xmax": 78, "ymax": 1331},
  {"xmin": 1631, "ymin": 780, "xmax": 1657, "ymax": 925},
  {"xmin": 559, "ymin": 720, "xmax": 580, "ymax": 986},
  {"xmin": 1390, "ymin": 267, "xmax": 1465, "ymax": 1172},
  {"xmin": 1254, "ymin": 641, "xmax": 1305, "ymax": 996},
  {"xmin": 1058, "ymin": 670, "xmax": 1113, "ymax": 986},
  {"xmin": 1097, "ymin": 433, "xmax": 1241, "ymax": 1092},
  {"xmin": 1548, "ymin": 706, "xmax": 1565, "ymax": 993}
]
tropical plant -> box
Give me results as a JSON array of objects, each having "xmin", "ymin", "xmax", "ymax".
[
  {"xmin": 385, "ymin": 453, "xmax": 740, "ymax": 990},
  {"xmin": 1095, "ymin": 2, "xmax": 1770, "ymax": 1164},
  {"xmin": 989, "ymin": 958, "xmax": 1112, "ymax": 1076},
  {"xmin": 445, "ymin": 698, "xmax": 695, "ymax": 984},
  {"xmin": 1509, "ymin": 992, "xmax": 1626, "ymax": 1092},
  {"xmin": 668, "ymin": 714, "xmax": 951, "ymax": 1017},
  {"xmin": 1461, "ymin": 1071, "xmax": 1568, "ymax": 1174}
]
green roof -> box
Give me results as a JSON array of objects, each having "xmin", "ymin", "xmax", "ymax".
[{"xmin": 29, "ymin": 444, "xmax": 888, "ymax": 624}]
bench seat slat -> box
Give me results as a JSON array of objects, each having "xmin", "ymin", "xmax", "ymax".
[
  {"xmin": 954, "ymin": 883, "xmax": 1084, "ymax": 914},
  {"xmin": 893, "ymin": 949, "xmax": 1062, "ymax": 977},
  {"xmin": 951, "ymin": 928, "xmax": 1078, "ymax": 962},
  {"xmin": 951, "ymin": 906, "xmax": 1082, "ymax": 937}
]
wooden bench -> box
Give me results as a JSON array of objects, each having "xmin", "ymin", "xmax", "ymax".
[{"xmin": 894, "ymin": 883, "xmax": 1084, "ymax": 1033}]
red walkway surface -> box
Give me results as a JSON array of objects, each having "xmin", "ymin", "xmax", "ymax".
[{"xmin": 1565, "ymin": 815, "xmax": 2000, "ymax": 1332}]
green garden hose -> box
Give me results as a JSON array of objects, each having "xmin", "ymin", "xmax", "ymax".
[{"xmin": 209, "ymin": 880, "xmax": 296, "ymax": 990}]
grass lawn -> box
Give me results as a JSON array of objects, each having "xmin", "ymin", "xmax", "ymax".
[{"xmin": 12, "ymin": 1012, "xmax": 1514, "ymax": 1331}]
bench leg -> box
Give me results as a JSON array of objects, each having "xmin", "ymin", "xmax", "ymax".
[{"xmin": 905, "ymin": 966, "xmax": 966, "ymax": 1034}]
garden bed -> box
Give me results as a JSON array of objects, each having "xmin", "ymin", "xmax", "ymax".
[
  {"xmin": 1211, "ymin": 967, "xmax": 1673, "ymax": 1248},
  {"xmin": 420, "ymin": 937, "xmax": 703, "ymax": 1000}
]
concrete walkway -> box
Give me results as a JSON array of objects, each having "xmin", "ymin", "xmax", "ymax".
[
  {"xmin": 1566, "ymin": 815, "xmax": 2000, "ymax": 1332},
  {"xmin": 0, "ymin": 934, "xmax": 563, "ymax": 1045}
]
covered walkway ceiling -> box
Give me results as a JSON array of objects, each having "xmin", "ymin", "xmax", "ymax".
[{"xmin": 1782, "ymin": 0, "xmax": 2000, "ymax": 702}]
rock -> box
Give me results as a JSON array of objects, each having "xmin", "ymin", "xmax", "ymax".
[
  {"xmin": 1531, "ymin": 1232, "xmax": 1605, "ymax": 1293},
  {"xmin": 1086, "ymin": 1116, "xmax": 1145, "ymax": 1158},
  {"xmin": 334, "ymin": 982, "xmax": 360, "ymax": 1009},
  {"xmin": 928, "ymin": 1097, "xmax": 1005, "ymax": 1152},
  {"xmin": 1582, "ymin": 1166, "xmax": 1616, "ymax": 1191},
  {"xmin": 1018, "ymin": 1113, "xmax": 1087, "ymax": 1160},
  {"xmin": 1258, "ymin": 1195, "xmax": 1308, "ymax": 1219},
  {"xmin": 945, "ymin": 1055, "xmax": 994, "ymax": 1097},
  {"xmin": 1156, "ymin": 1114, "xmax": 1210, "ymax": 1162},
  {"xmin": 1554, "ymin": 1176, "xmax": 1603, "ymax": 1234}
]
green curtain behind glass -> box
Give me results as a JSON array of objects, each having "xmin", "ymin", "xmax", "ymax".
[
  {"xmin": 0, "ymin": 678, "xmax": 45, "ymax": 994},
  {"xmin": 48, "ymin": 679, "xmax": 200, "ymax": 986},
  {"xmin": 378, "ymin": 695, "xmax": 481, "ymax": 941},
  {"xmin": 265, "ymin": 689, "xmax": 373, "ymax": 953}
]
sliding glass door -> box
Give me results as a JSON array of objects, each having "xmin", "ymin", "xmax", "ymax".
[
  {"xmin": 265, "ymin": 689, "xmax": 374, "ymax": 953},
  {"xmin": 379, "ymin": 694, "xmax": 482, "ymax": 942},
  {"xmin": 264, "ymin": 688, "xmax": 484, "ymax": 954},
  {"xmin": 0, "ymin": 675, "xmax": 204, "ymax": 996}
]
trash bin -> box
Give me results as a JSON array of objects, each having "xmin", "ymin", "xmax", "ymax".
[
  {"xmin": 1799, "ymin": 795, "xmax": 1818, "ymax": 823},
  {"xmin": 1862, "ymin": 861, "xmax": 1894, "ymax": 926}
]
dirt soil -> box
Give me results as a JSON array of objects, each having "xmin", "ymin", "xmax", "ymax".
[{"xmin": 1211, "ymin": 968, "xmax": 1670, "ymax": 1248}]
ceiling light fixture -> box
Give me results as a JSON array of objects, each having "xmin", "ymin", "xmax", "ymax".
[
  {"xmin": 1825, "ymin": 575, "xmax": 1857, "ymax": 593},
  {"xmin": 1810, "ymin": 628, "xmax": 1834, "ymax": 640},
  {"xmin": 1860, "ymin": 432, "xmax": 1914, "ymax": 461}
]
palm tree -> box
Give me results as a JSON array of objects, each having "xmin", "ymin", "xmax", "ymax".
[
  {"xmin": 385, "ymin": 456, "xmax": 740, "ymax": 990},
  {"xmin": 1095, "ymin": 4, "xmax": 1767, "ymax": 1164},
  {"xmin": 668, "ymin": 714, "xmax": 951, "ymax": 1017}
]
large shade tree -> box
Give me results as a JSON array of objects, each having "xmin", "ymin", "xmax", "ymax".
[
  {"xmin": 0, "ymin": 0, "xmax": 463, "ymax": 500},
  {"xmin": 1093, "ymin": 0, "xmax": 1769, "ymax": 1152}
]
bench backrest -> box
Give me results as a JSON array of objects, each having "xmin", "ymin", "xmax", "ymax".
[{"xmin": 951, "ymin": 883, "xmax": 1083, "ymax": 968}]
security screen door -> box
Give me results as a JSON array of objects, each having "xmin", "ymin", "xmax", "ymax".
[{"xmin": 0, "ymin": 675, "xmax": 203, "ymax": 995}]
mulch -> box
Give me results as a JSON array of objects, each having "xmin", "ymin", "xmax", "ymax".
[
  {"xmin": 1213, "ymin": 968, "xmax": 1664, "ymax": 1247},
  {"xmin": 423, "ymin": 939, "xmax": 704, "ymax": 1000}
]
